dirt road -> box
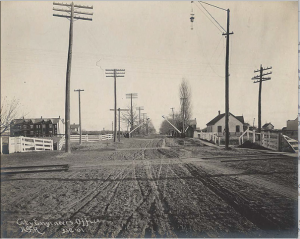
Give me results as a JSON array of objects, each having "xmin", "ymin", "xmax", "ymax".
[{"xmin": 1, "ymin": 137, "xmax": 297, "ymax": 238}]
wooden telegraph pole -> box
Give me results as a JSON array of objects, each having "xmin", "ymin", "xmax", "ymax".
[
  {"xmin": 252, "ymin": 65, "xmax": 272, "ymax": 134},
  {"xmin": 192, "ymin": 2, "xmax": 233, "ymax": 149},
  {"xmin": 106, "ymin": 69, "xmax": 125, "ymax": 142},
  {"xmin": 53, "ymin": 2, "xmax": 93, "ymax": 153},
  {"xmin": 222, "ymin": 9, "xmax": 234, "ymax": 150},
  {"xmin": 126, "ymin": 93, "xmax": 138, "ymax": 135},
  {"xmin": 136, "ymin": 106, "xmax": 144, "ymax": 134},
  {"xmin": 110, "ymin": 108, "xmax": 129, "ymax": 142},
  {"xmin": 74, "ymin": 89, "xmax": 84, "ymax": 144}
]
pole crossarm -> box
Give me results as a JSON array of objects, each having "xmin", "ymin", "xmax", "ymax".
[
  {"xmin": 53, "ymin": 8, "xmax": 93, "ymax": 15},
  {"xmin": 54, "ymin": 2, "xmax": 93, "ymax": 9}
]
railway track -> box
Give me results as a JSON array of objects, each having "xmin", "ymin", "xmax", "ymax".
[{"xmin": 1, "ymin": 164, "xmax": 69, "ymax": 175}]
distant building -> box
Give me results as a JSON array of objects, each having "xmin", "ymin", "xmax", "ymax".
[
  {"xmin": 185, "ymin": 118, "xmax": 197, "ymax": 138},
  {"xmin": 10, "ymin": 116, "xmax": 64, "ymax": 137},
  {"xmin": 282, "ymin": 117, "xmax": 298, "ymax": 140},
  {"xmin": 71, "ymin": 123, "xmax": 80, "ymax": 134},
  {"xmin": 262, "ymin": 122, "xmax": 274, "ymax": 131},
  {"xmin": 206, "ymin": 111, "xmax": 244, "ymax": 136},
  {"xmin": 286, "ymin": 117, "xmax": 298, "ymax": 131}
]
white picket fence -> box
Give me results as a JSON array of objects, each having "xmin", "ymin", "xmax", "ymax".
[
  {"xmin": 68, "ymin": 134, "xmax": 113, "ymax": 142},
  {"xmin": 58, "ymin": 134, "xmax": 113, "ymax": 150},
  {"xmin": 195, "ymin": 132, "xmax": 220, "ymax": 145},
  {"xmin": 9, "ymin": 136, "xmax": 53, "ymax": 154}
]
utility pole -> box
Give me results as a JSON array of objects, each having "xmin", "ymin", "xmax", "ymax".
[
  {"xmin": 112, "ymin": 121, "xmax": 113, "ymax": 134},
  {"xmin": 53, "ymin": 2, "xmax": 93, "ymax": 153},
  {"xmin": 74, "ymin": 89, "xmax": 84, "ymax": 145},
  {"xmin": 252, "ymin": 65, "xmax": 272, "ymax": 134},
  {"xmin": 170, "ymin": 107, "xmax": 175, "ymax": 121},
  {"xmin": 136, "ymin": 106, "xmax": 144, "ymax": 134},
  {"xmin": 110, "ymin": 108, "xmax": 129, "ymax": 142},
  {"xmin": 106, "ymin": 69, "xmax": 125, "ymax": 142},
  {"xmin": 192, "ymin": 2, "xmax": 233, "ymax": 150},
  {"xmin": 180, "ymin": 97, "xmax": 187, "ymax": 136},
  {"xmin": 222, "ymin": 9, "xmax": 234, "ymax": 150},
  {"xmin": 142, "ymin": 113, "xmax": 147, "ymax": 135},
  {"xmin": 126, "ymin": 93, "xmax": 138, "ymax": 135}
]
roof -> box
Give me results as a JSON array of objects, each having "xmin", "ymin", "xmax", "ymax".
[
  {"xmin": 206, "ymin": 113, "xmax": 244, "ymax": 126},
  {"xmin": 262, "ymin": 122, "xmax": 274, "ymax": 128},
  {"xmin": 188, "ymin": 118, "xmax": 197, "ymax": 126},
  {"xmin": 11, "ymin": 118, "xmax": 62, "ymax": 125}
]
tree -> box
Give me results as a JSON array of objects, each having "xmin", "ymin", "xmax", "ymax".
[
  {"xmin": 179, "ymin": 79, "xmax": 192, "ymax": 133},
  {"xmin": 120, "ymin": 104, "xmax": 139, "ymax": 132},
  {"xmin": 0, "ymin": 97, "xmax": 22, "ymax": 134}
]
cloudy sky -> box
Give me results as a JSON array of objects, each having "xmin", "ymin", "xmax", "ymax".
[{"xmin": 2, "ymin": 1, "xmax": 298, "ymax": 132}]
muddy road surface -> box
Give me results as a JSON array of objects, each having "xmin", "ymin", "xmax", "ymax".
[{"xmin": 1, "ymin": 137, "xmax": 297, "ymax": 238}]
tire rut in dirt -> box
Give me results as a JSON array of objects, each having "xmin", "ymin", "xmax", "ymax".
[{"xmin": 183, "ymin": 163, "xmax": 296, "ymax": 232}]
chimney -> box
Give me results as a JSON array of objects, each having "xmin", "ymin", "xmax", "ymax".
[
  {"xmin": 41, "ymin": 116, "xmax": 42, "ymax": 119},
  {"xmin": 218, "ymin": 110, "xmax": 220, "ymax": 115},
  {"xmin": 59, "ymin": 115, "xmax": 60, "ymax": 119}
]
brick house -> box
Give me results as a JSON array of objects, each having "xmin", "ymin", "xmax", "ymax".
[{"xmin": 10, "ymin": 116, "xmax": 64, "ymax": 137}]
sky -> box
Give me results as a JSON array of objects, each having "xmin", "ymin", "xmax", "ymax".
[{"xmin": 1, "ymin": 1, "xmax": 298, "ymax": 132}]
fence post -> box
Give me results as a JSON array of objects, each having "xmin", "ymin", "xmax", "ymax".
[{"xmin": 277, "ymin": 132, "xmax": 281, "ymax": 151}]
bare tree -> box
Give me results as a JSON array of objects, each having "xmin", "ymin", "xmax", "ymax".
[
  {"xmin": 179, "ymin": 79, "xmax": 192, "ymax": 133},
  {"xmin": 0, "ymin": 97, "xmax": 22, "ymax": 134},
  {"xmin": 120, "ymin": 104, "xmax": 139, "ymax": 132}
]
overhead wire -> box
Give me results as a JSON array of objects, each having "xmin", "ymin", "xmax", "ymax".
[
  {"xmin": 197, "ymin": 2, "xmax": 226, "ymax": 33},
  {"xmin": 194, "ymin": 3, "xmax": 223, "ymax": 34}
]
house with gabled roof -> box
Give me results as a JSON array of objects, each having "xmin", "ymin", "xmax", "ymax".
[
  {"xmin": 206, "ymin": 111, "xmax": 244, "ymax": 136},
  {"xmin": 262, "ymin": 122, "xmax": 274, "ymax": 131},
  {"xmin": 10, "ymin": 116, "xmax": 64, "ymax": 137}
]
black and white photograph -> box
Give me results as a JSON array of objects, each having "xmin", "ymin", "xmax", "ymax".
[{"xmin": 0, "ymin": 1, "xmax": 298, "ymax": 238}]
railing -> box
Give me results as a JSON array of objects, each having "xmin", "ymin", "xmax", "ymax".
[
  {"xmin": 58, "ymin": 134, "xmax": 113, "ymax": 149},
  {"xmin": 196, "ymin": 132, "xmax": 220, "ymax": 145},
  {"xmin": 9, "ymin": 136, "xmax": 53, "ymax": 153},
  {"xmin": 239, "ymin": 129, "xmax": 282, "ymax": 151}
]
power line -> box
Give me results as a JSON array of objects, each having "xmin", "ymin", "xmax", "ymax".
[
  {"xmin": 194, "ymin": 3, "xmax": 223, "ymax": 33},
  {"xmin": 198, "ymin": 2, "xmax": 226, "ymax": 32}
]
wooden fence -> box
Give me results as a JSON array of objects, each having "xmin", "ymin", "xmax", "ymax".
[
  {"xmin": 68, "ymin": 134, "xmax": 113, "ymax": 142},
  {"xmin": 195, "ymin": 132, "xmax": 220, "ymax": 145},
  {"xmin": 58, "ymin": 134, "xmax": 113, "ymax": 150},
  {"xmin": 9, "ymin": 136, "xmax": 53, "ymax": 153},
  {"xmin": 238, "ymin": 129, "xmax": 298, "ymax": 152}
]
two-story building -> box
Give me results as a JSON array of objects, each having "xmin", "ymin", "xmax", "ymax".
[{"xmin": 10, "ymin": 116, "xmax": 64, "ymax": 137}]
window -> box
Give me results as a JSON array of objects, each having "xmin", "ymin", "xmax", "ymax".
[
  {"xmin": 23, "ymin": 125, "xmax": 27, "ymax": 129},
  {"xmin": 218, "ymin": 126, "xmax": 222, "ymax": 133},
  {"xmin": 236, "ymin": 125, "xmax": 240, "ymax": 132},
  {"xmin": 42, "ymin": 124, "xmax": 46, "ymax": 129},
  {"xmin": 30, "ymin": 125, "xmax": 34, "ymax": 129},
  {"xmin": 49, "ymin": 124, "xmax": 52, "ymax": 128}
]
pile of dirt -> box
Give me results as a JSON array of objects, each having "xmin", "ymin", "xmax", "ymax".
[{"xmin": 238, "ymin": 141, "xmax": 268, "ymax": 150}]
